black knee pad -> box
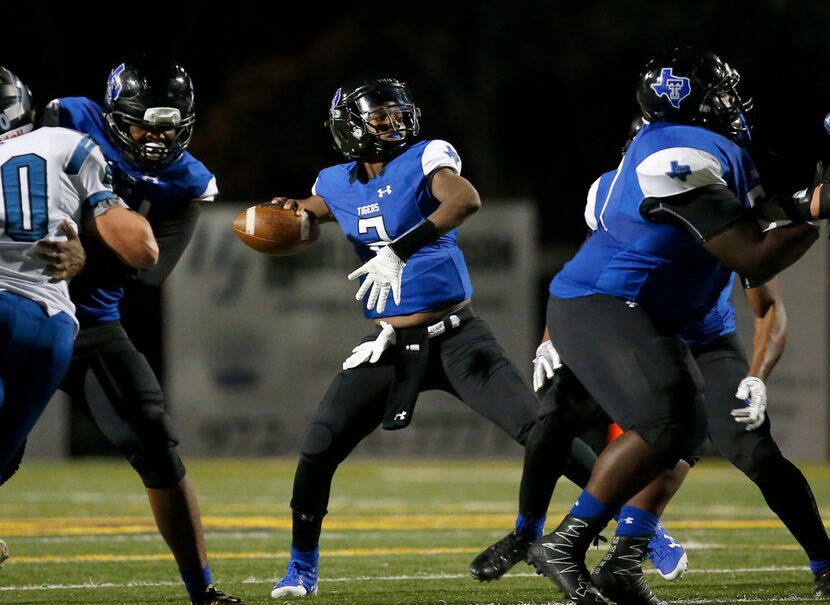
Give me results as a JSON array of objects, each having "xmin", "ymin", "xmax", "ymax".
[
  {"xmin": 84, "ymin": 369, "xmax": 180, "ymax": 454},
  {"xmin": 636, "ymin": 408, "xmax": 703, "ymax": 469},
  {"xmin": 631, "ymin": 337, "xmax": 704, "ymax": 467},
  {"xmin": 740, "ymin": 436, "xmax": 785, "ymax": 485},
  {"xmin": 129, "ymin": 446, "xmax": 187, "ymax": 488},
  {"xmin": 301, "ymin": 421, "xmax": 336, "ymax": 458}
]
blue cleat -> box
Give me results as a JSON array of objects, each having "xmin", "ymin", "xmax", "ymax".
[
  {"xmin": 271, "ymin": 559, "xmax": 318, "ymax": 598},
  {"xmin": 647, "ymin": 523, "xmax": 687, "ymax": 581}
]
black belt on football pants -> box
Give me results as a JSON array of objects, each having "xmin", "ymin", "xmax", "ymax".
[{"xmin": 382, "ymin": 304, "xmax": 476, "ymax": 430}]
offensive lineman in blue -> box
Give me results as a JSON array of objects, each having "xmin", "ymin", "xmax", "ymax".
[
  {"xmin": 264, "ymin": 75, "xmax": 600, "ymax": 599},
  {"xmin": 41, "ymin": 56, "xmax": 244, "ymax": 605},
  {"xmin": 521, "ymin": 48, "xmax": 821, "ymax": 605},
  {"xmin": 473, "ymin": 163, "xmax": 830, "ymax": 599}
]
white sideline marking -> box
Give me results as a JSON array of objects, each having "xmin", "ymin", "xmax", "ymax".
[{"xmin": 0, "ymin": 566, "xmax": 814, "ymax": 594}]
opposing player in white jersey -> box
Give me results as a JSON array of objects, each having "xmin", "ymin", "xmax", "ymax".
[{"xmin": 0, "ymin": 66, "xmax": 158, "ymax": 566}]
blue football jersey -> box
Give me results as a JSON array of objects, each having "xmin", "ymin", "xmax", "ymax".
[
  {"xmin": 45, "ymin": 97, "xmax": 218, "ymax": 326},
  {"xmin": 583, "ymin": 169, "xmax": 737, "ymax": 346},
  {"xmin": 552, "ymin": 121, "xmax": 762, "ymax": 327},
  {"xmin": 313, "ymin": 139, "xmax": 473, "ymax": 318}
]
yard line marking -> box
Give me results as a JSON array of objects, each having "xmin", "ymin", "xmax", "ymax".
[
  {"xmin": 0, "ymin": 545, "xmax": 812, "ymax": 565},
  {"xmin": 0, "ymin": 566, "xmax": 816, "ymax": 596},
  {"xmin": 0, "ymin": 514, "xmax": 820, "ymax": 537}
]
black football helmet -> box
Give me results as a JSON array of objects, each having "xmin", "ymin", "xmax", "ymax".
[
  {"xmin": 0, "ymin": 66, "xmax": 34, "ymax": 141},
  {"xmin": 636, "ymin": 47, "xmax": 752, "ymax": 140},
  {"xmin": 327, "ymin": 76, "xmax": 421, "ymax": 162},
  {"xmin": 103, "ymin": 55, "xmax": 195, "ymax": 170}
]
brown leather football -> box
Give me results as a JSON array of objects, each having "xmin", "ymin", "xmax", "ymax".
[{"xmin": 232, "ymin": 203, "xmax": 320, "ymax": 256}]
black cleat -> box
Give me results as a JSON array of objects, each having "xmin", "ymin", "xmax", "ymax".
[
  {"xmin": 816, "ymin": 568, "xmax": 830, "ymax": 598},
  {"xmin": 469, "ymin": 531, "xmax": 533, "ymax": 581},
  {"xmin": 196, "ymin": 584, "xmax": 246, "ymax": 605},
  {"xmin": 527, "ymin": 515, "xmax": 611, "ymax": 604},
  {"xmin": 591, "ymin": 535, "xmax": 666, "ymax": 605}
]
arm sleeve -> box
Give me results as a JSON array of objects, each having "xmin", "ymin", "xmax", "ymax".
[
  {"xmin": 641, "ymin": 184, "xmax": 751, "ymax": 242},
  {"xmin": 129, "ymin": 201, "xmax": 201, "ymax": 286}
]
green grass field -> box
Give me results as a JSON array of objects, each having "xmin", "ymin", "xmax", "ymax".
[{"xmin": 2, "ymin": 457, "xmax": 829, "ymax": 604}]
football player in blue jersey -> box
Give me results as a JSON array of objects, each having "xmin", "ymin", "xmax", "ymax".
[
  {"xmin": 0, "ymin": 66, "xmax": 158, "ymax": 569},
  {"xmin": 40, "ymin": 56, "xmax": 244, "ymax": 605},
  {"xmin": 475, "ymin": 158, "xmax": 830, "ymax": 597},
  {"xmin": 519, "ymin": 48, "xmax": 822, "ymax": 605},
  {"xmin": 264, "ymin": 75, "xmax": 603, "ymax": 599}
]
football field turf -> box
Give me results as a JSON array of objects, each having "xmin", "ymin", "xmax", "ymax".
[{"xmin": 2, "ymin": 457, "xmax": 829, "ymax": 604}]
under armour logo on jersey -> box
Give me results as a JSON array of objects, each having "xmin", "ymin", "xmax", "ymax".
[
  {"xmin": 651, "ymin": 67, "xmax": 691, "ymax": 108},
  {"xmin": 445, "ymin": 145, "xmax": 460, "ymax": 166},
  {"xmin": 377, "ymin": 185, "xmax": 392, "ymax": 198},
  {"xmin": 106, "ymin": 64, "xmax": 126, "ymax": 103},
  {"xmin": 394, "ymin": 411, "xmax": 407, "ymax": 421},
  {"xmin": 622, "ymin": 516, "xmax": 634, "ymax": 524},
  {"xmin": 666, "ymin": 160, "xmax": 692, "ymax": 181}
]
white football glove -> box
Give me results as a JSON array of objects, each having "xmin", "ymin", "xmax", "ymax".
[
  {"xmin": 347, "ymin": 246, "xmax": 406, "ymax": 313},
  {"xmin": 532, "ymin": 340, "xmax": 562, "ymax": 391},
  {"xmin": 342, "ymin": 321, "xmax": 397, "ymax": 370},
  {"xmin": 730, "ymin": 376, "xmax": 767, "ymax": 431}
]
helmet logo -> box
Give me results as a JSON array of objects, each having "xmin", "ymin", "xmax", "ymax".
[
  {"xmin": 330, "ymin": 87, "xmax": 342, "ymax": 110},
  {"xmin": 651, "ymin": 67, "xmax": 691, "ymax": 108},
  {"xmin": 107, "ymin": 63, "xmax": 126, "ymax": 103}
]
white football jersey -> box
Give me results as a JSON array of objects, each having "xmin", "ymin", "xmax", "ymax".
[{"xmin": 0, "ymin": 127, "xmax": 122, "ymax": 325}]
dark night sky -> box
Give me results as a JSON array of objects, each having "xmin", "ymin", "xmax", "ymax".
[{"xmin": 6, "ymin": 2, "xmax": 830, "ymax": 247}]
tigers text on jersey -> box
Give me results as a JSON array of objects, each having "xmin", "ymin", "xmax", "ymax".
[
  {"xmin": 552, "ymin": 121, "xmax": 760, "ymax": 327},
  {"xmin": 313, "ymin": 139, "xmax": 472, "ymax": 318},
  {"xmin": 583, "ymin": 169, "xmax": 737, "ymax": 346},
  {"xmin": 46, "ymin": 97, "xmax": 218, "ymax": 326},
  {"xmin": 0, "ymin": 127, "xmax": 119, "ymax": 326}
]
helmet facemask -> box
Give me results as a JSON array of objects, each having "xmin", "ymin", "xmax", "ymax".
[
  {"xmin": 698, "ymin": 68, "xmax": 753, "ymax": 140},
  {"xmin": 105, "ymin": 107, "xmax": 194, "ymax": 169}
]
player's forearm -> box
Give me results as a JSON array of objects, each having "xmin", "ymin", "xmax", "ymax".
[
  {"xmin": 130, "ymin": 201, "xmax": 200, "ymax": 286},
  {"xmin": 748, "ymin": 301, "xmax": 787, "ymax": 381}
]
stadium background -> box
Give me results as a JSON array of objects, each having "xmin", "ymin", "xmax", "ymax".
[{"xmin": 6, "ymin": 1, "xmax": 830, "ymax": 460}]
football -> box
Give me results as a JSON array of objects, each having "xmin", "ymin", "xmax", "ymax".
[{"xmin": 232, "ymin": 203, "xmax": 320, "ymax": 256}]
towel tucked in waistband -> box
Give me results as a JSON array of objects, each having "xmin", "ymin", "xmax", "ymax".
[{"xmin": 382, "ymin": 305, "xmax": 476, "ymax": 430}]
